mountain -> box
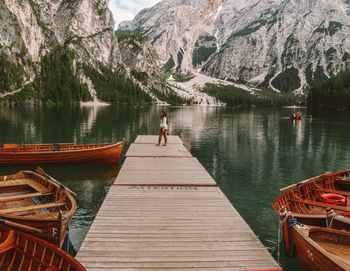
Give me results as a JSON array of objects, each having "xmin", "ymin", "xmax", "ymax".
[
  {"xmin": 119, "ymin": 0, "xmax": 350, "ymax": 93},
  {"xmin": 0, "ymin": 0, "xmax": 167, "ymax": 104}
]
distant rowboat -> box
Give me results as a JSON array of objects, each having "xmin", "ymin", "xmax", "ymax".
[
  {"xmin": 0, "ymin": 168, "xmax": 76, "ymax": 247},
  {"xmin": 0, "ymin": 227, "xmax": 85, "ymax": 271},
  {"xmin": 0, "ymin": 142, "xmax": 124, "ymax": 166}
]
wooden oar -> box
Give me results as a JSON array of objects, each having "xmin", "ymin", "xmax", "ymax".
[
  {"xmin": 34, "ymin": 168, "xmax": 77, "ymax": 197},
  {"xmin": 0, "ymin": 218, "xmax": 43, "ymax": 233},
  {"xmin": 279, "ymin": 171, "xmax": 332, "ymax": 192}
]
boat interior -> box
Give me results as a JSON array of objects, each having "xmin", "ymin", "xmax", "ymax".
[
  {"xmin": 275, "ymin": 173, "xmax": 350, "ymax": 215},
  {"xmin": 0, "ymin": 173, "xmax": 69, "ymax": 217},
  {"xmin": 308, "ymin": 227, "xmax": 350, "ymax": 266}
]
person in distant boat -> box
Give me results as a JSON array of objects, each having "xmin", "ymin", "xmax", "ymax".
[{"xmin": 156, "ymin": 111, "xmax": 168, "ymax": 146}]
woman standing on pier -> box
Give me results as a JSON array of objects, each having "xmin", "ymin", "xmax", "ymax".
[{"xmin": 156, "ymin": 111, "xmax": 168, "ymax": 146}]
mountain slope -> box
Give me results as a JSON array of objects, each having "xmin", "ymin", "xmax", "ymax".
[
  {"xmin": 0, "ymin": 0, "xmax": 167, "ymax": 104},
  {"xmin": 119, "ymin": 0, "xmax": 350, "ymax": 93}
]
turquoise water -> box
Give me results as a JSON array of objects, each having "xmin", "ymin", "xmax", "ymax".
[{"xmin": 1, "ymin": 105, "xmax": 350, "ymax": 270}]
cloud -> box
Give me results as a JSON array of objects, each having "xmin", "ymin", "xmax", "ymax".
[{"xmin": 110, "ymin": 0, "xmax": 162, "ymax": 29}]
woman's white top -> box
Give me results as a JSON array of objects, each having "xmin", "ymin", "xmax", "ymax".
[{"xmin": 160, "ymin": 117, "xmax": 168, "ymax": 129}]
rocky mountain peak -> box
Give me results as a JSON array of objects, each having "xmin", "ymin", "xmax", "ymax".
[{"xmin": 120, "ymin": 0, "xmax": 350, "ymax": 93}]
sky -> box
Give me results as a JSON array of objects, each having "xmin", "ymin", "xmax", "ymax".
[{"xmin": 109, "ymin": 0, "xmax": 162, "ymax": 29}]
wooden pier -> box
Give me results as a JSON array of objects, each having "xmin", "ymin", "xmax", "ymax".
[{"xmin": 76, "ymin": 135, "xmax": 281, "ymax": 270}]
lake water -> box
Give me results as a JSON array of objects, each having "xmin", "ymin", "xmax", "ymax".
[{"xmin": 1, "ymin": 104, "xmax": 350, "ymax": 270}]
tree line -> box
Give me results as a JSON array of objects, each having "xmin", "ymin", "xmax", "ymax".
[
  {"xmin": 203, "ymin": 84, "xmax": 304, "ymax": 107},
  {"xmin": 307, "ymin": 68, "xmax": 350, "ymax": 109}
]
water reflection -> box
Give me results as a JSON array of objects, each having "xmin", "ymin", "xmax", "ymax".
[{"xmin": 1, "ymin": 105, "xmax": 350, "ymax": 270}]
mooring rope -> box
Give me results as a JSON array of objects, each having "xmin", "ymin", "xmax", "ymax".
[
  {"xmin": 326, "ymin": 208, "xmax": 338, "ymax": 228},
  {"xmin": 288, "ymin": 218, "xmax": 303, "ymax": 229},
  {"xmin": 277, "ymin": 209, "xmax": 293, "ymax": 265},
  {"xmin": 62, "ymin": 215, "xmax": 70, "ymax": 254}
]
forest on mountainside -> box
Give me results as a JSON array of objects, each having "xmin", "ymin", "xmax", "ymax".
[
  {"xmin": 203, "ymin": 84, "xmax": 305, "ymax": 107},
  {"xmin": 307, "ymin": 68, "xmax": 350, "ymax": 109},
  {"xmin": 0, "ymin": 45, "xmax": 154, "ymax": 105},
  {"xmin": 83, "ymin": 65, "xmax": 152, "ymax": 105}
]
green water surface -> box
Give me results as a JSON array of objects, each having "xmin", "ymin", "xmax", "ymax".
[{"xmin": 1, "ymin": 105, "xmax": 350, "ymax": 270}]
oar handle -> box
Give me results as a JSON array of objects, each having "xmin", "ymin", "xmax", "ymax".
[
  {"xmin": 0, "ymin": 218, "xmax": 43, "ymax": 233},
  {"xmin": 279, "ymin": 171, "xmax": 332, "ymax": 192}
]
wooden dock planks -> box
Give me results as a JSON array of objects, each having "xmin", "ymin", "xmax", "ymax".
[
  {"xmin": 76, "ymin": 135, "xmax": 281, "ymax": 271},
  {"xmin": 116, "ymin": 157, "xmax": 216, "ymax": 186}
]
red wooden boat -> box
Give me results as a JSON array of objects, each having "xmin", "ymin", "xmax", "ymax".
[
  {"xmin": 273, "ymin": 170, "xmax": 350, "ymax": 258},
  {"xmin": 0, "ymin": 227, "xmax": 85, "ymax": 271},
  {"xmin": 0, "ymin": 142, "xmax": 124, "ymax": 166},
  {"xmin": 0, "ymin": 168, "xmax": 76, "ymax": 247},
  {"xmin": 291, "ymin": 223, "xmax": 350, "ymax": 271}
]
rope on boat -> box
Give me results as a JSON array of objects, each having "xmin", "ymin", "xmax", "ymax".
[
  {"xmin": 288, "ymin": 218, "xmax": 303, "ymax": 229},
  {"xmin": 62, "ymin": 215, "xmax": 70, "ymax": 254},
  {"xmin": 326, "ymin": 208, "xmax": 338, "ymax": 228},
  {"xmin": 277, "ymin": 215, "xmax": 282, "ymax": 265},
  {"xmin": 277, "ymin": 208, "xmax": 293, "ymax": 265}
]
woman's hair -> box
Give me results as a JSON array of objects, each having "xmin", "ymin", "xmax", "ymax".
[{"xmin": 161, "ymin": 111, "xmax": 168, "ymax": 124}]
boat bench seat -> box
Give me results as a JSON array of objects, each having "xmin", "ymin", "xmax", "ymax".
[
  {"xmin": 0, "ymin": 201, "xmax": 66, "ymax": 214},
  {"xmin": 0, "ymin": 179, "xmax": 47, "ymax": 193},
  {"xmin": 312, "ymin": 187, "xmax": 350, "ymax": 197},
  {"xmin": 291, "ymin": 198, "xmax": 350, "ymax": 212},
  {"xmin": 0, "ymin": 191, "xmax": 53, "ymax": 202}
]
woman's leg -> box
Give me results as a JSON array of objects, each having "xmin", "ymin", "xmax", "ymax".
[
  {"xmin": 156, "ymin": 128, "xmax": 163, "ymax": 145},
  {"xmin": 163, "ymin": 129, "xmax": 167, "ymax": 146}
]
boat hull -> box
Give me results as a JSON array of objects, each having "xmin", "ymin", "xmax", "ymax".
[
  {"xmin": 0, "ymin": 170, "xmax": 76, "ymax": 247},
  {"xmin": 0, "ymin": 213, "xmax": 71, "ymax": 248},
  {"xmin": 0, "ymin": 227, "xmax": 85, "ymax": 271},
  {"xmin": 292, "ymin": 226, "xmax": 348, "ymax": 271},
  {"xmin": 0, "ymin": 142, "xmax": 124, "ymax": 166},
  {"xmin": 273, "ymin": 170, "xmax": 350, "ymax": 257}
]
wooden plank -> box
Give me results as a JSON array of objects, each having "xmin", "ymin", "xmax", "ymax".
[
  {"xmin": 134, "ymin": 135, "xmax": 183, "ymax": 144},
  {"xmin": 291, "ymin": 197, "xmax": 350, "ymax": 212},
  {"xmin": 0, "ymin": 178, "xmax": 47, "ymax": 192},
  {"xmin": 125, "ymin": 143, "xmax": 191, "ymax": 157},
  {"xmin": 115, "ymin": 157, "xmax": 216, "ymax": 185},
  {"xmin": 312, "ymin": 187, "xmax": 350, "ymax": 196},
  {"xmin": 75, "ymin": 260, "xmax": 278, "ymax": 269},
  {"xmin": 0, "ymin": 201, "xmax": 65, "ymax": 214},
  {"xmin": 0, "ymin": 191, "xmax": 52, "ymax": 202},
  {"xmin": 76, "ymin": 135, "xmax": 281, "ymax": 271},
  {"xmin": 77, "ymin": 186, "xmax": 279, "ymax": 270},
  {"xmin": 25, "ymin": 179, "xmax": 48, "ymax": 192}
]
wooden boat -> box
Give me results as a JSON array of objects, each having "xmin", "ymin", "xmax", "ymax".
[
  {"xmin": 0, "ymin": 226, "xmax": 85, "ymax": 270},
  {"xmin": 290, "ymin": 224, "xmax": 350, "ymax": 271},
  {"xmin": 0, "ymin": 168, "xmax": 76, "ymax": 247},
  {"xmin": 273, "ymin": 170, "xmax": 350, "ymax": 257},
  {"xmin": 0, "ymin": 141, "xmax": 125, "ymax": 166}
]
